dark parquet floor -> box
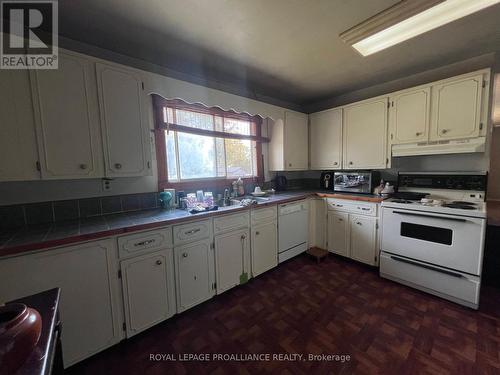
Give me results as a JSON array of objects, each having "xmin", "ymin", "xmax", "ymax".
[{"xmin": 66, "ymin": 254, "xmax": 500, "ymax": 375}]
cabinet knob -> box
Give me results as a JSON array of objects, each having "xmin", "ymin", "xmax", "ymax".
[
  {"xmin": 241, "ymin": 234, "xmax": 246, "ymax": 240},
  {"xmin": 441, "ymin": 129, "xmax": 448, "ymax": 134},
  {"xmin": 288, "ymin": 163, "xmax": 292, "ymax": 167},
  {"xmin": 349, "ymin": 161, "xmax": 353, "ymax": 165},
  {"xmin": 338, "ymin": 218, "xmax": 343, "ymax": 222},
  {"xmin": 415, "ymin": 132, "xmax": 422, "ymax": 136},
  {"xmin": 256, "ymin": 231, "xmax": 260, "ymax": 235},
  {"xmin": 333, "ymin": 162, "xmax": 338, "ymax": 165},
  {"xmin": 156, "ymin": 260, "xmax": 162, "ymax": 265},
  {"xmin": 114, "ymin": 163, "xmax": 122, "ymax": 169},
  {"xmin": 182, "ymin": 252, "xmax": 188, "ymax": 258},
  {"xmin": 79, "ymin": 164, "xmax": 88, "ymax": 170},
  {"xmin": 356, "ymin": 222, "xmax": 362, "ymax": 226}
]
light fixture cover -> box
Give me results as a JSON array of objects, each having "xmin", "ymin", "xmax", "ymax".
[{"xmin": 340, "ymin": 0, "xmax": 500, "ymax": 56}]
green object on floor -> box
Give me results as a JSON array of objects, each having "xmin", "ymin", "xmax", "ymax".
[{"xmin": 240, "ymin": 272, "xmax": 249, "ymax": 284}]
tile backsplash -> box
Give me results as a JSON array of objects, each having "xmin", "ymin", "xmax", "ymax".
[
  {"xmin": 0, "ymin": 192, "xmax": 159, "ymax": 229},
  {"xmin": 0, "ymin": 178, "xmax": 321, "ymax": 230}
]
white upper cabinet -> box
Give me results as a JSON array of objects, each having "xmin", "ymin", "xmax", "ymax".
[
  {"xmin": 343, "ymin": 97, "xmax": 388, "ymax": 169},
  {"xmin": 430, "ymin": 74, "xmax": 484, "ymax": 141},
  {"xmin": 309, "ymin": 108, "xmax": 342, "ymax": 170},
  {"xmin": 96, "ymin": 63, "xmax": 152, "ymax": 177},
  {"xmin": 30, "ymin": 51, "xmax": 103, "ymax": 179},
  {"xmin": 0, "ymin": 70, "xmax": 40, "ymax": 181},
  {"xmin": 390, "ymin": 87, "xmax": 430, "ymax": 144},
  {"xmin": 268, "ymin": 111, "xmax": 308, "ymax": 171}
]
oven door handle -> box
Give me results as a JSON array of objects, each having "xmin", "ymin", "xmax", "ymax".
[
  {"xmin": 389, "ymin": 255, "xmax": 464, "ymax": 278},
  {"xmin": 392, "ymin": 210, "xmax": 467, "ymax": 222}
]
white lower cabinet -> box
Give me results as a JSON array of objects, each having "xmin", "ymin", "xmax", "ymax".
[
  {"xmin": 349, "ymin": 215, "xmax": 377, "ymax": 265},
  {"xmin": 251, "ymin": 222, "xmax": 278, "ymax": 277},
  {"xmin": 327, "ymin": 211, "xmax": 349, "ymax": 257},
  {"xmin": 174, "ymin": 238, "xmax": 215, "ymax": 313},
  {"xmin": 0, "ymin": 240, "xmax": 122, "ymax": 367},
  {"xmin": 214, "ymin": 228, "xmax": 250, "ymax": 294},
  {"xmin": 120, "ymin": 249, "xmax": 175, "ymax": 337},
  {"xmin": 327, "ymin": 199, "xmax": 379, "ymax": 266}
]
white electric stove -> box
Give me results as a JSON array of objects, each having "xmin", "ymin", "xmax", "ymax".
[{"xmin": 380, "ymin": 172, "xmax": 487, "ymax": 309}]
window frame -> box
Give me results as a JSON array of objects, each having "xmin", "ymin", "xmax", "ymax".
[{"xmin": 152, "ymin": 95, "xmax": 265, "ymax": 191}]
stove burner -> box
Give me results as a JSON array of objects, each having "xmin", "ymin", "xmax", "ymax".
[
  {"xmin": 392, "ymin": 199, "xmax": 414, "ymax": 204},
  {"xmin": 442, "ymin": 203, "xmax": 476, "ymax": 210}
]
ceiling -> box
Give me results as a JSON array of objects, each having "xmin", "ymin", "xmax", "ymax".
[{"xmin": 58, "ymin": 0, "xmax": 500, "ymax": 108}]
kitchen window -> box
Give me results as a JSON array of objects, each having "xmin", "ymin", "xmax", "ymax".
[{"xmin": 152, "ymin": 95, "xmax": 265, "ymax": 190}]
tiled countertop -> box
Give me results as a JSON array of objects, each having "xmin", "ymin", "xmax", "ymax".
[{"xmin": 0, "ymin": 190, "xmax": 385, "ymax": 257}]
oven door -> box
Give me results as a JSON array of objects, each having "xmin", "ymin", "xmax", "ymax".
[{"xmin": 381, "ymin": 207, "xmax": 485, "ymax": 275}]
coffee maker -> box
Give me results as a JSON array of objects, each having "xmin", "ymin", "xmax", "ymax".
[{"xmin": 320, "ymin": 172, "xmax": 333, "ymax": 190}]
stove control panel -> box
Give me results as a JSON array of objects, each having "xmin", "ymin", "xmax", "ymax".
[{"xmin": 398, "ymin": 173, "xmax": 487, "ymax": 191}]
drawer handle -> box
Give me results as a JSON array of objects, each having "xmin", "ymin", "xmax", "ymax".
[
  {"xmin": 184, "ymin": 228, "xmax": 201, "ymax": 235},
  {"xmin": 134, "ymin": 239, "xmax": 155, "ymax": 247},
  {"xmin": 114, "ymin": 163, "xmax": 122, "ymax": 169},
  {"xmin": 361, "ymin": 208, "xmax": 370, "ymax": 211},
  {"xmin": 356, "ymin": 222, "xmax": 362, "ymax": 226},
  {"xmin": 336, "ymin": 204, "xmax": 343, "ymax": 207},
  {"xmin": 333, "ymin": 162, "xmax": 338, "ymax": 165},
  {"xmin": 156, "ymin": 260, "xmax": 162, "ymax": 265},
  {"xmin": 441, "ymin": 129, "xmax": 449, "ymax": 134},
  {"xmin": 415, "ymin": 132, "xmax": 422, "ymax": 136},
  {"xmin": 79, "ymin": 164, "xmax": 88, "ymax": 170},
  {"xmin": 182, "ymin": 252, "xmax": 188, "ymax": 258}
]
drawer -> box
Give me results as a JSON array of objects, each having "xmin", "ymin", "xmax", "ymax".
[
  {"xmin": 173, "ymin": 219, "xmax": 212, "ymax": 246},
  {"xmin": 380, "ymin": 252, "xmax": 480, "ymax": 308},
  {"xmin": 213, "ymin": 211, "xmax": 249, "ymax": 234},
  {"xmin": 354, "ymin": 203, "xmax": 377, "ymax": 216},
  {"xmin": 327, "ymin": 199, "xmax": 378, "ymax": 216},
  {"xmin": 251, "ymin": 206, "xmax": 277, "ymax": 225},
  {"xmin": 327, "ymin": 199, "xmax": 356, "ymax": 211},
  {"xmin": 118, "ymin": 228, "xmax": 172, "ymax": 259}
]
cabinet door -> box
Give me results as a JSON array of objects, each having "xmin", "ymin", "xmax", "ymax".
[
  {"xmin": 343, "ymin": 98, "xmax": 388, "ymax": 169},
  {"xmin": 390, "ymin": 88, "xmax": 430, "ymax": 144},
  {"xmin": 31, "ymin": 51, "xmax": 102, "ymax": 179},
  {"xmin": 121, "ymin": 249, "xmax": 175, "ymax": 337},
  {"xmin": 0, "ymin": 240, "xmax": 122, "ymax": 367},
  {"xmin": 349, "ymin": 215, "xmax": 377, "ymax": 266},
  {"xmin": 0, "ymin": 70, "xmax": 39, "ymax": 181},
  {"xmin": 284, "ymin": 111, "xmax": 308, "ymax": 170},
  {"xmin": 214, "ymin": 229, "xmax": 249, "ymax": 294},
  {"xmin": 430, "ymin": 74, "xmax": 483, "ymax": 140},
  {"xmin": 174, "ymin": 239, "xmax": 215, "ymax": 313},
  {"xmin": 327, "ymin": 212, "xmax": 349, "ymax": 257},
  {"xmin": 310, "ymin": 109, "xmax": 342, "ymax": 169},
  {"xmin": 251, "ymin": 221, "xmax": 278, "ymax": 277},
  {"xmin": 96, "ymin": 63, "xmax": 151, "ymax": 177}
]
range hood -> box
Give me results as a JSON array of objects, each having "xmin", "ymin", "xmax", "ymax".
[{"xmin": 392, "ymin": 137, "xmax": 486, "ymax": 157}]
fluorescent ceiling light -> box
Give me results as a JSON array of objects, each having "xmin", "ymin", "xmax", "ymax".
[{"xmin": 342, "ymin": 0, "xmax": 500, "ymax": 56}]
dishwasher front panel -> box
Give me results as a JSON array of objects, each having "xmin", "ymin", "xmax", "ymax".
[{"xmin": 278, "ymin": 201, "xmax": 309, "ymax": 254}]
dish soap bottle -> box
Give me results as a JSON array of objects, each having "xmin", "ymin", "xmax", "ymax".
[{"xmin": 237, "ymin": 177, "xmax": 245, "ymax": 196}]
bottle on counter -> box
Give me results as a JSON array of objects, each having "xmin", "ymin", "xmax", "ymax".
[{"xmin": 237, "ymin": 177, "xmax": 245, "ymax": 196}]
